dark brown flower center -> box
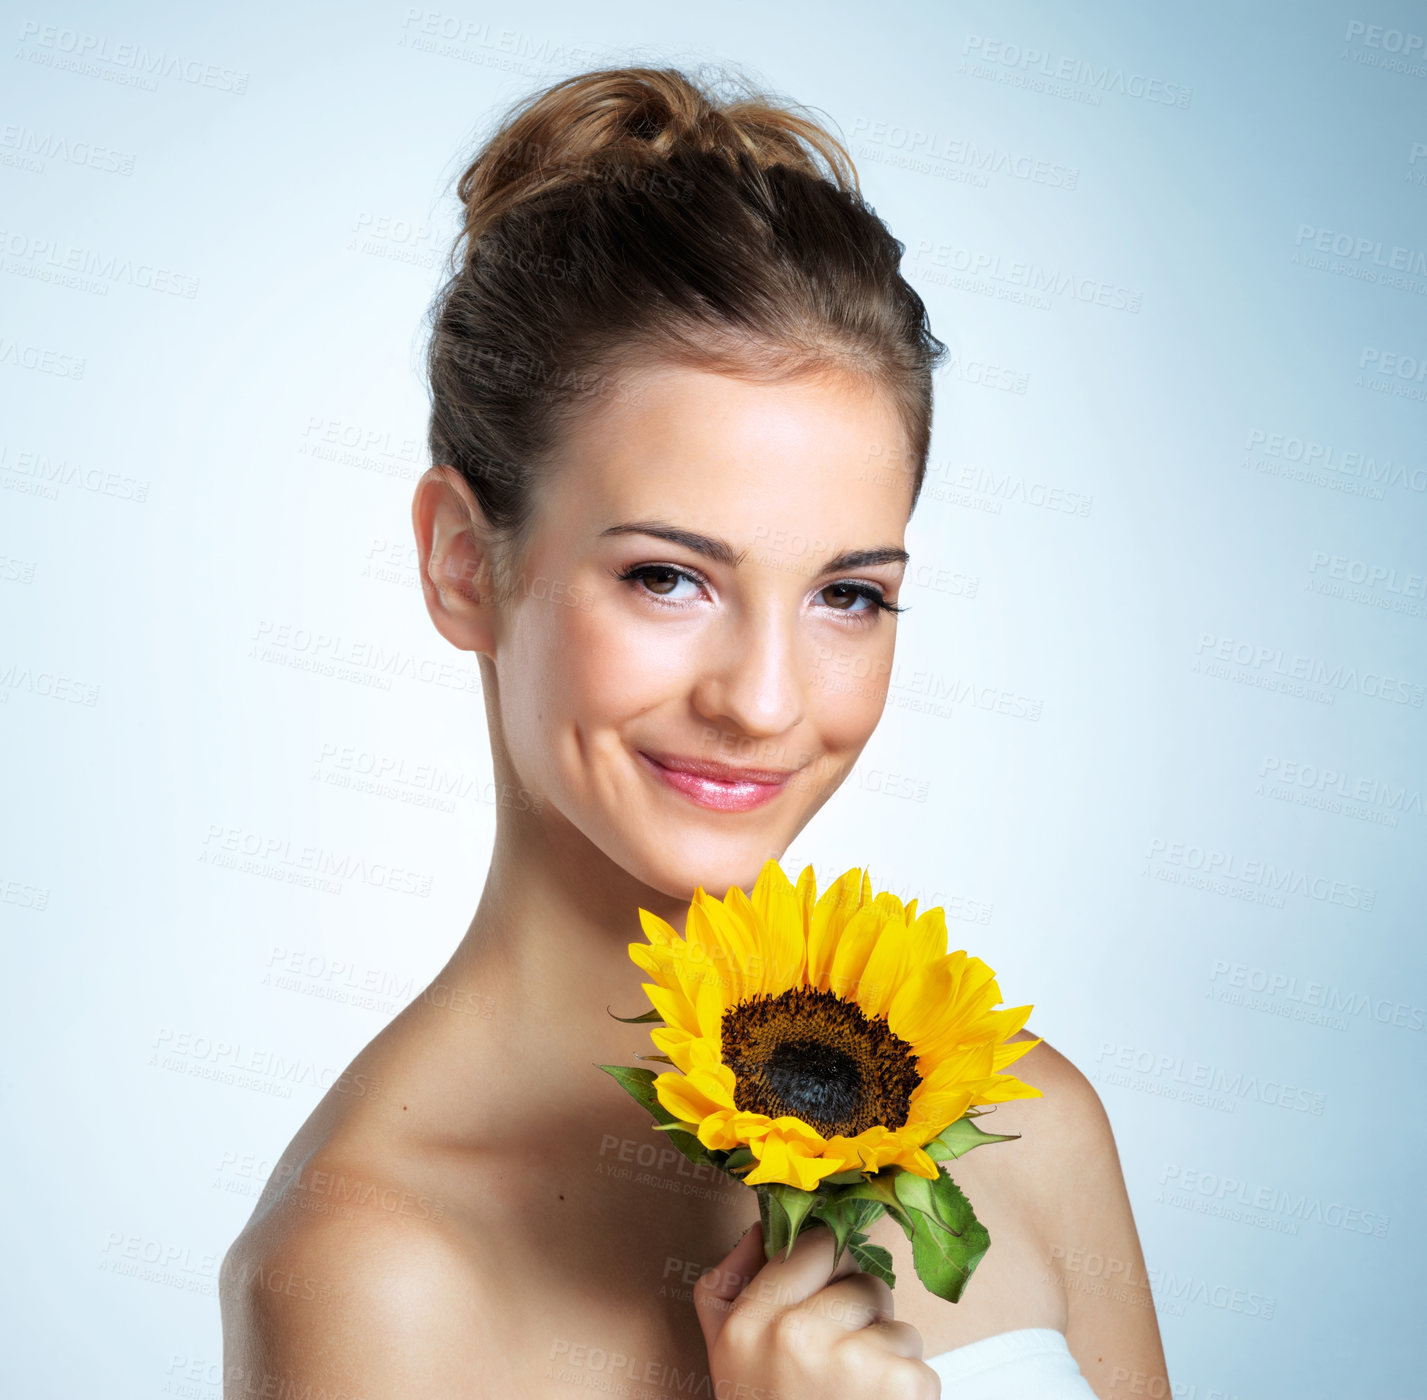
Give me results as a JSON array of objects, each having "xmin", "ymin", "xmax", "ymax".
[{"xmin": 722, "ymin": 986, "xmax": 922, "ymax": 1137}]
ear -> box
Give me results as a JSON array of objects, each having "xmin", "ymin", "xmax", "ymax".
[{"xmin": 411, "ymin": 465, "xmax": 500, "ymax": 656}]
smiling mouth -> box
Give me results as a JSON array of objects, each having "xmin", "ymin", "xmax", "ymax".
[{"xmin": 636, "ymin": 750, "xmax": 795, "ymax": 812}]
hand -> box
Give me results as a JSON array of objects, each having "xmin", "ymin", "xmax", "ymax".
[{"xmin": 693, "ymin": 1221, "xmax": 939, "ymax": 1400}]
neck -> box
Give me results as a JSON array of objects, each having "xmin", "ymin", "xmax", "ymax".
[
  {"xmin": 454, "ymin": 803, "xmax": 691, "ymax": 1021},
  {"xmin": 399, "ymin": 801, "xmax": 695, "ymax": 1139},
  {"xmin": 446, "ymin": 656, "xmax": 691, "ymax": 1033}
]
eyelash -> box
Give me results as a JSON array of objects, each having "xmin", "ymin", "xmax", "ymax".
[{"xmin": 608, "ymin": 563, "xmax": 906, "ymax": 618}]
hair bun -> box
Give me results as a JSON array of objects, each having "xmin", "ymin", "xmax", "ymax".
[
  {"xmin": 455, "ymin": 65, "xmax": 858, "ymax": 251},
  {"xmin": 425, "ymin": 63, "xmax": 942, "ymax": 559}
]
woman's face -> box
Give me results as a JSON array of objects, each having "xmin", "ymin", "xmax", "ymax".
[{"xmin": 477, "ymin": 362, "xmax": 915, "ymax": 900}]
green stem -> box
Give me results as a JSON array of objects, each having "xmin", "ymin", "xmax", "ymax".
[{"xmin": 756, "ymin": 1185, "xmax": 774, "ymax": 1262}]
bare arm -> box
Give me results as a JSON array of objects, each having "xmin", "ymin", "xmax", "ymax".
[
  {"xmin": 220, "ymin": 1206, "xmax": 502, "ymax": 1399},
  {"xmin": 1040, "ymin": 1051, "xmax": 1170, "ymax": 1399}
]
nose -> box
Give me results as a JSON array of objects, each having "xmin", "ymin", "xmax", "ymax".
[{"xmin": 692, "ymin": 605, "xmax": 806, "ymax": 742}]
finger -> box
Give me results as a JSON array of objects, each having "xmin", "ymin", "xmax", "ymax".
[
  {"xmin": 693, "ymin": 1221, "xmax": 765, "ymax": 1352},
  {"xmin": 722, "ymin": 1223, "xmax": 848, "ymax": 1330},
  {"xmin": 857, "ymin": 1318, "xmax": 925, "ymax": 1360},
  {"xmin": 795, "ymin": 1271, "xmax": 896, "ymax": 1334},
  {"xmin": 820, "ymin": 1267, "xmax": 894, "ymax": 1318}
]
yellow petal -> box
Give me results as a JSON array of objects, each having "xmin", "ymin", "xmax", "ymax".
[
  {"xmin": 994, "ymin": 1033, "xmax": 1041, "ymax": 1072},
  {"xmin": 642, "ymin": 981, "xmax": 699, "ymax": 1038},
  {"xmin": 650, "ymin": 1025, "xmax": 698, "ymax": 1070},
  {"xmin": 989, "ymin": 1004, "xmax": 1035, "ymax": 1043},
  {"xmin": 873, "ymin": 887, "xmax": 908, "ymax": 920},
  {"xmin": 638, "ymin": 907, "xmax": 682, "ymax": 947},
  {"xmin": 791, "ymin": 1153, "xmax": 850, "ymax": 1190},
  {"xmin": 795, "ymin": 864, "xmax": 819, "ymax": 932},
  {"xmin": 718, "ymin": 886, "xmax": 765, "ymax": 999},
  {"xmin": 886, "ymin": 955, "xmax": 961, "ymax": 1046},
  {"xmin": 744, "ymin": 862, "xmax": 806, "ymax": 993},
  {"xmin": 627, "ymin": 943, "xmax": 680, "ymax": 989},
  {"xmin": 685, "ymin": 899, "xmax": 749, "ymax": 998},
  {"xmin": 910, "ymin": 904, "xmax": 948, "ymax": 960},
  {"xmin": 827, "ymin": 903, "xmax": 889, "ymax": 1004},
  {"xmin": 805, "ymin": 866, "xmax": 865, "ymax": 992},
  {"xmin": 918, "ymin": 1037, "xmax": 995, "ymax": 1082},
  {"xmin": 973, "ymin": 1071, "xmax": 1044, "ymax": 1104},
  {"xmin": 693, "ymin": 975, "xmax": 727, "ymax": 1050},
  {"xmin": 695, "ymin": 1109, "xmax": 748, "ymax": 1151},
  {"xmin": 766, "ymin": 1115, "xmax": 828, "ymax": 1149},
  {"xmin": 903, "ymin": 1089, "xmax": 975, "ymax": 1129},
  {"xmin": 900, "ymin": 1145, "xmax": 941, "ymax": 1179},
  {"xmin": 858, "ymin": 912, "xmax": 944, "ymax": 1021},
  {"xmin": 742, "ymin": 1132, "xmax": 792, "ymax": 1186},
  {"xmin": 654, "ymin": 1067, "xmax": 733, "ymax": 1123}
]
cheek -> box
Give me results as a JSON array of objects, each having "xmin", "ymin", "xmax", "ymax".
[
  {"xmin": 803, "ymin": 630, "xmax": 894, "ymax": 750},
  {"xmin": 564, "ymin": 604, "xmax": 700, "ymax": 715},
  {"xmin": 501, "ymin": 598, "xmax": 694, "ymax": 766}
]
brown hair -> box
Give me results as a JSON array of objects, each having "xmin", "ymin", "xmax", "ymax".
[{"xmin": 422, "ymin": 64, "xmax": 945, "ymax": 590}]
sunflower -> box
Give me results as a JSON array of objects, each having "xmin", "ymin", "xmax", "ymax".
[{"xmin": 625, "ymin": 858, "xmax": 1042, "ymax": 1194}]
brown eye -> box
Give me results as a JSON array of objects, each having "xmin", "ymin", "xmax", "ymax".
[
  {"xmin": 611, "ymin": 563, "xmax": 704, "ymax": 602},
  {"xmin": 822, "ymin": 582, "xmax": 869, "ymax": 611},
  {"xmin": 642, "ymin": 566, "xmax": 681, "ymax": 595}
]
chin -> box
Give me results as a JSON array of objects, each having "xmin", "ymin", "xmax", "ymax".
[{"xmin": 622, "ymin": 828, "xmax": 792, "ymax": 904}]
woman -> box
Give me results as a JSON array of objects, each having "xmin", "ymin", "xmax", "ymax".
[{"xmin": 220, "ymin": 65, "xmax": 1170, "ymax": 1399}]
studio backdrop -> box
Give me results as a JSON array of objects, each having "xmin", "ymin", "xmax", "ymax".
[{"xmin": 2, "ymin": 1, "xmax": 1423, "ymax": 1396}]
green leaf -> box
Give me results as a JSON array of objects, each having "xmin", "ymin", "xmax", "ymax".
[
  {"xmin": 605, "ymin": 1006, "xmax": 665, "ymax": 1023},
  {"xmin": 649, "ymin": 1123, "xmax": 711, "ymax": 1167},
  {"xmin": 809, "ymin": 1195, "xmax": 885, "ymax": 1266},
  {"xmin": 893, "ymin": 1169, "xmax": 990, "ymax": 1304},
  {"xmin": 635, "ymin": 1053, "xmax": 675, "ymax": 1065},
  {"xmin": 835, "ymin": 1171, "xmax": 916, "ymax": 1237},
  {"xmin": 848, "ymin": 1236, "xmax": 896, "ymax": 1288},
  {"xmin": 594, "ymin": 1064, "xmax": 712, "ymax": 1168},
  {"xmin": 756, "ymin": 1183, "xmax": 822, "ymax": 1263},
  {"xmin": 820, "ymin": 1166, "xmax": 871, "ymax": 1187},
  {"xmin": 596, "ymin": 1063, "xmax": 663, "ymax": 1110},
  {"xmin": 925, "ymin": 1115, "xmax": 1021, "ymax": 1163},
  {"xmin": 721, "ymin": 1147, "xmax": 756, "ymax": 1173}
]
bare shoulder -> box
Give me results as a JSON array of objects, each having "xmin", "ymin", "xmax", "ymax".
[
  {"xmin": 219, "ymin": 1150, "xmax": 505, "ymax": 1399},
  {"xmin": 955, "ymin": 1030, "xmax": 1111, "ymax": 1208},
  {"xmin": 997, "ymin": 1028, "xmax": 1170, "ymax": 1399},
  {"xmin": 988, "ymin": 1030, "xmax": 1114, "ymax": 1186}
]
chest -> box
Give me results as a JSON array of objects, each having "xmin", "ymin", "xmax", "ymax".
[
  {"xmin": 468, "ymin": 1129, "xmax": 1063, "ymax": 1392},
  {"xmin": 863, "ymin": 1153, "xmax": 1068, "ymax": 1356},
  {"xmin": 460, "ymin": 1122, "xmax": 759, "ymax": 1393}
]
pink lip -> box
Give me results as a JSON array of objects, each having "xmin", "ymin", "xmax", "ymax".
[{"xmin": 637, "ymin": 750, "xmax": 794, "ymax": 812}]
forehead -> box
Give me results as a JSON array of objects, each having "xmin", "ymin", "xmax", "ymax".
[{"xmin": 543, "ymin": 363, "xmax": 915, "ymax": 536}]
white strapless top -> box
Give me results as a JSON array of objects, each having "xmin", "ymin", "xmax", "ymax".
[{"xmin": 924, "ymin": 1327, "xmax": 1098, "ymax": 1397}]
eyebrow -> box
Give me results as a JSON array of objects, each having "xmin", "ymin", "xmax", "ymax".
[{"xmin": 598, "ymin": 520, "xmax": 909, "ymax": 574}]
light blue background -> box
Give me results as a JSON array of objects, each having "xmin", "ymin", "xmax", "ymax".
[{"xmin": 2, "ymin": 2, "xmax": 1424, "ymax": 1396}]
